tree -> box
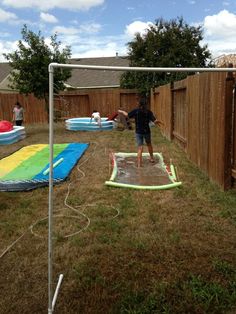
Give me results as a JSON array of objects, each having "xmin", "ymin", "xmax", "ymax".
[
  {"xmin": 4, "ymin": 24, "xmax": 72, "ymax": 107},
  {"xmin": 120, "ymin": 17, "xmax": 212, "ymax": 95}
]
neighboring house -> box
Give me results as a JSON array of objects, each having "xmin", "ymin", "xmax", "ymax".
[
  {"xmin": 213, "ymin": 54, "xmax": 236, "ymax": 68},
  {"xmin": 0, "ymin": 55, "xmax": 130, "ymax": 93},
  {"xmin": 0, "ymin": 62, "xmax": 18, "ymax": 93}
]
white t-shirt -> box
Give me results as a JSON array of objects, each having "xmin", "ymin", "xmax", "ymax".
[
  {"xmin": 13, "ymin": 107, "xmax": 24, "ymax": 120},
  {"xmin": 92, "ymin": 112, "xmax": 100, "ymax": 119}
]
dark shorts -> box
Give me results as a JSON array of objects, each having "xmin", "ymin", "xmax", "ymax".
[
  {"xmin": 16, "ymin": 120, "xmax": 23, "ymax": 126},
  {"xmin": 135, "ymin": 133, "xmax": 151, "ymax": 146}
]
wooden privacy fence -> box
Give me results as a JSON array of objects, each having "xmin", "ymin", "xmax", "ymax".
[
  {"xmin": 0, "ymin": 93, "xmax": 47, "ymax": 124},
  {"xmin": 0, "ymin": 88, "xmax": 138, "ymax": 124},
  {"xmin": 54, "ymin": 88, "xmax": 138, "ymax": 120},
  {"xmin": 151, "ymin": 72, "xmax": 235, "ymax": 190}
]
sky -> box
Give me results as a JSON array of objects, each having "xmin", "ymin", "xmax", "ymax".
[{"xmin": 0, "ymin": 0, "xmax": 236, "ymax": 62}]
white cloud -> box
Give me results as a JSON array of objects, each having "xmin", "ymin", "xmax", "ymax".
[
  {"xmin": 0, "ymin": 39, "xmax": 18, "ymax": 61},
  {"xmin": 204, "ymin": 10, "xmax": 236, "ymax": 38},
  {"xmin": 40, "ymin": 12, "xmax": 58, "ymax": 23},
  {"xmin": 52, "ymin": 26, "xmax": 79, "ymax": 35},
  {"xmin": 206, "ymin": 39, "xmax": 236, "ymax": 56},
  {"xmin": 0, "ymin": 8, "xmax": 17, "ymax": 22},
  {"xmin": 52, "ymin": 22, "xmax": 101, "ymax": 37},
  {"xmin": 2, "ymin": 0, "xmax": 104, "ymax": 11},
  {"xmin": 51, "ymin": 26, "xmax": 81, "ymax": 49},
  {"xmin": 125, "ymin": 21, "xmax": 154, "ymax": 38},
  {"xmin": 50, "ymin": 24, "xmax": 128, "ymax": 57},
  {"xmin": 79, "ymin": 23, "xmax": 101, "ymax": 34},
  {"xmin": 72, "ymin": 39, "xmax": 127, "ymax": 58},
  {"xmin": 203, "ymin": 10, "xmax": 236, "ymax": 57}
]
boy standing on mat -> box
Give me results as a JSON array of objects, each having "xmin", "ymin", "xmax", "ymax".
[{"xmin": 118, "ymin": 98, "xmax": 162, "ymax": 167}]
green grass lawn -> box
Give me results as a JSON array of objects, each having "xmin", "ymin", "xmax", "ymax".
[{"xmin": 0, "ymin": 123, "xmax": 236, "ymax": 314}]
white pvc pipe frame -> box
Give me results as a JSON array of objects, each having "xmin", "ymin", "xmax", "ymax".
[{"xmin": 48, "ymin": 63, "xmax": 236, "ymax": 313}]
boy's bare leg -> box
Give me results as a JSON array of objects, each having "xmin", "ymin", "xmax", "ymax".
[
  {"xmin": 147, "ymin": 143, "xmax": 154, "ymax": 162},
  {"xmin": 137, "ymin": 146, "xmax": 143, "ymax": 167}
]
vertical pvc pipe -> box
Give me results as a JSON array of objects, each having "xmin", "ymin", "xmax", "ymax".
[{"xmin": 48, "ymin": 64, "xmax": 54, "ymax": 314}]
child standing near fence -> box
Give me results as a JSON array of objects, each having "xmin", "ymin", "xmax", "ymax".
[{"xmin": 12, "ymin": 101, "xmax": 24, "ymax": 126}]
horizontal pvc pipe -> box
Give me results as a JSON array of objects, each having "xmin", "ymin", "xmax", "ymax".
[{"xmin": 49, "ymin": 62, "xmax": 236, "ymax": 73}]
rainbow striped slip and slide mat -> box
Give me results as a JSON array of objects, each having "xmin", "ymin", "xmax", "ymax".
[{"xmin": 0, "ymin": 143, "xmax": 89, "ymax": 191}]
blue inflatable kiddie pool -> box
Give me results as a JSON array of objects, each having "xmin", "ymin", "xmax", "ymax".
[
  {"xmin": 0, "ymin": 126, "xmax": 26, "ymax": 145},
  {"xmin": 65, "ymin": 117, "xmax": 116, "ymax": 131}
]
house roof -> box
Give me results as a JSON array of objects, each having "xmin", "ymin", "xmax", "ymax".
[
  {"xmin": 0, "ymin": 63, "xmax": 11, "ymax": 82},
  {"xmin": 0, "ymin": 63, "xmax": 17, "ymax": 92},
  {"xmin": 0, "ymin": 56, "xmax": 130, "ymax": 92},
  {"xmin": 67, "ymin": 56, "xmax": 130, "ymax": 89},
  {"xmin": 213, "ymin": 54, "xmax": 236, "ymax": 67}
]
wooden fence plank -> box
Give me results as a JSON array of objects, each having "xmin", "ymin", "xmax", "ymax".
[
  {"xmin": 198, "ymin": 73, "xmax": 210, "ymax": 172},
  {"xmin": 151, "ymin": 84, "xmax": 172, "ymax": 140},
  {"xmin": 232, "ymin": 85, "xmax": 236, "ymax": 182},
  {"xmin": 223, "ymin": 72, "xmax": 235, "ymax": 189},
  {"xmin": 186, "ymin": 74, "xmax": 201, "ymax": 165},
  {"xmin": 172, "ymin": 80, "xmax": 187, "ymax": 150}
]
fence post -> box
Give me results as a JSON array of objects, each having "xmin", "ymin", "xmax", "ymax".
[
  {"xmin": 170, "ymin": 81, "xmax": 174, "ymax": 140},
  {"xmin": 0, "ymin": 93, "xmax": 2, "ymax": 119},
  {"xmin": 232, "ymin": 82, "xmax": 236, "ymax": 186},
  {"xmin": 224, "ymin": 64, "xmax": 235, "ymax": 189}
]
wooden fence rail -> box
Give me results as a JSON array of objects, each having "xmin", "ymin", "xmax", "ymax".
[{"xmin": 151, "ymin": 72, "xmax": 235, "ymax": 190}]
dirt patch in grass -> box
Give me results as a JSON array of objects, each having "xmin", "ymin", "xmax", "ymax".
[{"xmin": 0, "ymin": 123, "xmax": 236, "ymax": 313}]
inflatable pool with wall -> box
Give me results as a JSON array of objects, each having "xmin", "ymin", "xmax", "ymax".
[
  {"xmin": 65, "ymin": 117, "xmax": 116, "ymax": 131},
  {"xmin": 0, "ymin": 126, "xmax": 26, "ymax": 145}
]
